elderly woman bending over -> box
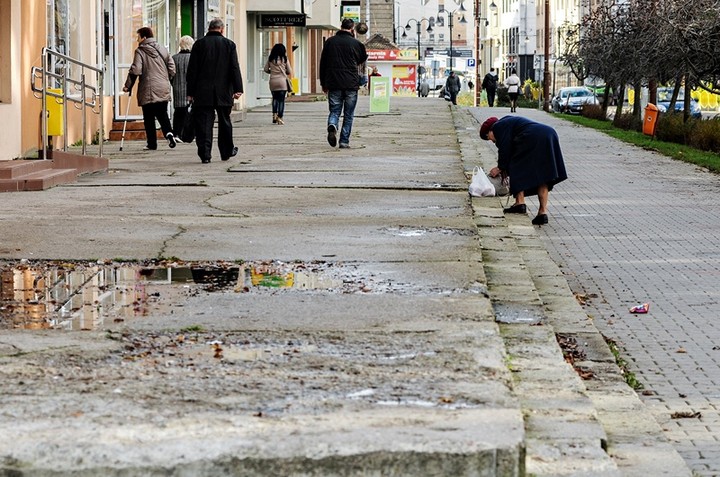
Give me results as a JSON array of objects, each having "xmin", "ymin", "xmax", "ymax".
[{"xmin": 479, "ymin": 116, "xmax": 567, "ymax": 225}]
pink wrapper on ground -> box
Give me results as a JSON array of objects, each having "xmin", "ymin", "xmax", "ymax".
[{"xmin": 630, "ymin": 303, "xmax": 650, "ymax": 313}]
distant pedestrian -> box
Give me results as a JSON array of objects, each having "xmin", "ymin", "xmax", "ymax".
[
  {"xmin": 445, "ymin": 71, "xmax": 461, "ymax": 105},
  {"xmin": 482, "ymin": 68, "xmax": 498, "ymax": 107},
  {"xmin": 123, "ymin": 26, "xmax": 177, "ymax": 151},
  {"xmin": 186, "ymin": 18, "xmax": 243, "ymax": 163},
  {"xmin": 264, "ymin": 43, "xmax": 292, "ymax": 125},
  {"xmin": 171, "ymin": 35, "xmax": 194, "ymax": 142},
  {"xmin": 504, "ymin": 68, "xmax": 521, "ymax": 112},
  {"xmin": 319, "ymin": 18, "xmax": 368, "ymax": 149},
  {"xmin": 355, "ymin": 22, "xmax": 369, "ymax": 90},
  {"xmin": 369, "ymin": 66, "xmax": 381, "ymax": 77},
  {"xmin": 480, "ymin": 116, "xmax": 567, "ymax": 225},
  {"xmin": 418, "ymin": 79, "xmax": 430, "ymax": 97}
]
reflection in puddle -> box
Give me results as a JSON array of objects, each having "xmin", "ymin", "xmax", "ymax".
[{"xmin": 0, "ymin": 261, "xmax": 343, "ymax": 330}]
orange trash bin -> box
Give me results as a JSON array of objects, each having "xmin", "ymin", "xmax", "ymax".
[{"xmin": 643, "ymin": 103, "xmax": 659, "ymax": 136}]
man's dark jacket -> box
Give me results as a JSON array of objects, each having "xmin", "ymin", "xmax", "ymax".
[
  {"xmin": 319, "ymin": 30, "xmax": 368, "ymax": 90},
  {"xmin": 186, "ymin": 31, "xmax": 243, "ymax": 107}
]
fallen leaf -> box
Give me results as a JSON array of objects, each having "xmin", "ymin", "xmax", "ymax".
[
  {"xmin": 676, "ymin": 348, "xmax": 687, "ymax": 354},
  {"xmin": 670, "ymin": 411, "xmax": 701, "ymax": 419}
]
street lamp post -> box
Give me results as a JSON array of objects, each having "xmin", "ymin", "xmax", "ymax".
[
  {"xmin": 438, "ymin": 2, "xmax": 467, "ymax": 75},
  {"xmin": 473, "ymin": 0, "xmax": 497, "ymax": 106},
  {"xmin": 405, "ymin": 18, "xmax": 433, "ymax": 97},
  {"xmin": 543, "ymin": 0, "xmax": 551, "ymax": 112}
]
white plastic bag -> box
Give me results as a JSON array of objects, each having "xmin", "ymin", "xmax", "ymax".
[{"xmin": 468, "ymin": 166, "xmax": 496, "ymax": 197}]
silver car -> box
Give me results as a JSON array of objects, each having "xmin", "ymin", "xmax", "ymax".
[{"xmin": 551, "ymin": 87, "xmax": 600, "ymax": 114}]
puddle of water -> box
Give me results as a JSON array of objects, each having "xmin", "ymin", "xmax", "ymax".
[
  {"xmin": 384, "ymin": 226, "xmax": 476, "ymax": 237},
  {"xmin": 493, "ymin": 303, "xmax": 545, "ymax": 324},
  {"xmin": 0, "ymin": 261, "xmax": 343, "ymax": 330}
]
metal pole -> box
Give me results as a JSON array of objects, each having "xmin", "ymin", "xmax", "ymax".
[
  {"xmin": 417, "ymin": 23, "xmax": 421, "ymax": 97},
  {"xmin": 41, "ymin": 48, "xmax": 48, "ymax": 159},
  {"xmin": 81, "ymin": 73, "xmax": 87, "ymax": 155},
  {"xmin": 449, "ymin": 14, "xmax": 453, "ymax": 73},
  {"xmin": 474, "ymin": 1, "xmax": 479, "ymax": 107},
  {"xmin": 119, "ymin": 91, "xmax": 132, "ymax": 152},
  {"xmin": 543, "ymin": 0, "xmax": 551, "ymax": 112}
]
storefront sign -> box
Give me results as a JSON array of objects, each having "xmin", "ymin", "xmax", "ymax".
[
  {"xmin": 342, "ymin": 5, "xmax": 361, "ymax": 22},
  {"xmin": 392, "ymin": 65, "xmax": 417, "ymax": 96},
  {"xmin": 367, "ymin": 49, "xmax": 400, "ymax": 61},
  {"xmin": 260, "ymin": 15, "xmax": 307, "ymax": 27},
  {"xmin": 369, "ymin": 77, "xmax": 391, "ymax": 113}
]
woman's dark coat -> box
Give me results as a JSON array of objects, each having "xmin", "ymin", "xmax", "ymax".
[{"xmin": 492, "ymin": 116, "xmax": 567, "ymax": 197}]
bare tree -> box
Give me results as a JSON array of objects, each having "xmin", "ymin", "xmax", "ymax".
[{"xmin": 577, "ymin": 0, "xmax": 720, "ymax": 123}]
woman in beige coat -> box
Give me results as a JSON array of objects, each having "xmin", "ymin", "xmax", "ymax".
[
  {"xmin": 123, "ymin": 26, "xmax": 176, "ymax": 150},
  {"xmin": 263, "ymin": 43, "xmax": 292, "ymax": 125}
]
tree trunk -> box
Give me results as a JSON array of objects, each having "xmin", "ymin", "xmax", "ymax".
[
  {"xmin": 613, "ymin": 84, "xmax": 625, "ymax": 126},
  {"xmin": 633, "ymin": 80, "xmax": 642, "ymax": 124},
  {"xmin": 683, "ymin": 79, "xmax": 692, "ymax": 123}
]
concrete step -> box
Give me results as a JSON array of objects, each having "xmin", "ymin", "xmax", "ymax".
[
  {"xmin": 455, "ymin": 108, "xmax": 621, "ymax": 476},
  {"xmin": 509, "ymin": 206, "xmax": 693, "ymax": 477},
  {"xmin": 454, "ymin": 107, "xmax": 693, "ymax": 477},
  {"xmin": 47, "ymin": 150, "xmax": 108, "ymax": 175},
  {"xmin": 109, "ymin": 121, "xmax": 165, "ymax": 142},
  {"xmin": 0, "ymin": 168, "xmax": 77, "ymax": 192},
  {"xmin": 0, "ymin": 160, "xmax": 53, "ymax": 179},
  {"xmin": 0, "ymin": 151, "xmax": 106, "ymax": 192}
]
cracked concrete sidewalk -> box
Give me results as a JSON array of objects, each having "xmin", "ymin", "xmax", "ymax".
[{"xmin": 0, "ymin": 97, "xmax": 691, "ymax": 476}]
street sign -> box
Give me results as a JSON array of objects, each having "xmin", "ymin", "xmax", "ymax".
[{"xmin": 467, "ymin": 58, "xmax": 476, "ymax": 67}]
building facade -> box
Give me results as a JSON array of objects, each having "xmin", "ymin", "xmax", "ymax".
[{"xmin": 0, "ymin": 0, "xmax": 341, "ymax": 162}]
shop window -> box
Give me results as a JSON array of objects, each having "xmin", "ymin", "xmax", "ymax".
[
  {"xmin": 226, "ymin": 2, "xmax": 235, "ymax": 40},
  {"xmin": 208, "ymin": 0, "xmax": 221, "ymax": 19}
]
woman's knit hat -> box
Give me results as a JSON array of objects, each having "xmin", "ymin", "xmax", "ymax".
[{"xmin": 479, "ymin": 117, "xmax": 498, "ymax": 140}]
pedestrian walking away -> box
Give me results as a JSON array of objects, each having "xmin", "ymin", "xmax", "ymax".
[
  {"xmin": 479, "ymin": 115, "xmax": 567, "ymax": 225},
  {"xmin": 123, "ymin": 26, "xmax": 177, "ymax": 151},
  {"xmin": 418, "ymin": 79, "xmax": 430, "ymax": 97},
  {"xmin": 481, "ymin": 68, "xmax": 498, "ymax": 107},
  {"xmin": 355, "ymin": 22, "xmax": 370, "ymax": 92},
  {"xmin": 263, "ymin": 43, "xmax": 292, "ymax": 125},
  {"xmin": 171, "ymin": 35, "xmax": 194, "ymax": 142},
  {"xmin": 445, "ymin": 71, "xmax": 461, "ymax": 106},
  {"xmin": 319, "ymin": 17, "xmax": 368, "ymax": 149},
  {"xmin": 186, "ymin": 18, "xmax": 243, "ymax": 163},
  {"xmin": 504, "ymin": 68, "xmax": 521, "ymax": 113}
]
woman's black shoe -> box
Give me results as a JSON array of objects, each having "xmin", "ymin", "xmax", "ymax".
[
  {"xmin": 532, "ymin": 214, "xmax": 548, "ymax": 225},
  {"xmin": 503, "ymin": 203, "xmax": 527, "ymax": 214}
]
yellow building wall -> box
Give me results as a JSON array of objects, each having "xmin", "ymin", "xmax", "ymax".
[
  {"xmin": 0, "ymin": 0, "xmax": 22, "ymax": 161},
  {"xmin": 20, "ymin": 0, "xmax": 47, "ymax": 157}
]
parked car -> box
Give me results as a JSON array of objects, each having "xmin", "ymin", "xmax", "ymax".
[
  {"xmin": 656, "ymin": 87, "xmax": 702, "ymax": 119},
  {"xmin": 551, "ymin": 86, "xmax": 600, "ymax": 114}
]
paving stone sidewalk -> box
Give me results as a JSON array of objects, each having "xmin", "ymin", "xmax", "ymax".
[{"xmin": 469, "ymin": 105, "xmax": 716, "ymax": 476}]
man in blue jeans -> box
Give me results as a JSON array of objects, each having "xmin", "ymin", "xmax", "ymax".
[{"xmin": 319, "ymin": 18, "xmax": 368, "ymax": 149}]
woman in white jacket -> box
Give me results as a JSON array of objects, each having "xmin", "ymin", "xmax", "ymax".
[{"xmin": 504, "ymin": 68, "xmax": 521, "ymax": 113}]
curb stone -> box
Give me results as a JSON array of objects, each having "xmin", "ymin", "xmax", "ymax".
[{"xmin": 454, "ymin": 106, "xmax": 693, "ymax": 476}]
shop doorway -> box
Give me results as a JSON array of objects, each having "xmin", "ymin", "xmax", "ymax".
[{"xmin": 112, "ymin": 0, "xmax": 171, "ymax": 121}]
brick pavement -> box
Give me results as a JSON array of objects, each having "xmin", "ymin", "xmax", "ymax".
[{"xmin": 482, "ymin": 107, "xmax": 720, "ymax": 476}]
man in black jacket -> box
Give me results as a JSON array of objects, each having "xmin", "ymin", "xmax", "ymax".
[
  {"xmin": 319, "ymin": 18, "xmax": 368, "ymax": 148},
  {"xmin": 186, "ymin": 19, "xmax": 243, "ymax": 163},
  {"xmin": 481, "ymin": 68, "xmax": 498, "ymax": 107}
]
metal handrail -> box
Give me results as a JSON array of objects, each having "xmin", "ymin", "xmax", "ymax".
[{"xmin": 30, "ymin": 47, "xmax": 104, "ymax": 158}]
